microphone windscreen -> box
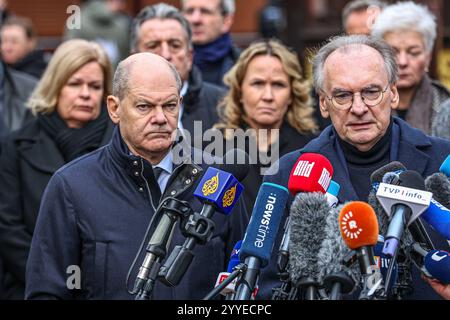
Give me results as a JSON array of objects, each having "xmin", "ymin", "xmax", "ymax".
[
  {"xmin": 239, "ymin": 183, "xmax": 289, "ymax": 267},
  {"xmin": 368, "ymin": 187, "xmax": 390, "ymax": 235},
  {"xmin": 370, "ymin": 161, "xmax": 406, "ymax": 184},
  {"xmin": 227, "ymin": 240, "xmax": 242, "ymax": 273},
  {"xmin": 288, "ymin": 153, "xmax": 333, "ymax": 194},
  {"xmin": 317, "ymin": 204, "xmax": 361, "ymax": 287},
  {"xmin": 425, "ymin": 172, "xmax": 450, "ymax": 210},
  {"xmin": 339, "ymin": 202, "xmax": 379, "ymax": 250},
  {"xmin": 424, "ymin": 250, "xmax": 450, "ymax": 284},
  {"xmin": 440, "ymin": 155, "xmax": 450, "ymax": 178},
  {"xmin": 215, "ymin": 149, "xmax": 250, "ymax": 182},
  {"xmin": 398, "ymin": 170, "xmax": 426, "ymax": 190},
  {"xmin": 289, "ymin": 192, "xmax": 330, "ymax": 282}
]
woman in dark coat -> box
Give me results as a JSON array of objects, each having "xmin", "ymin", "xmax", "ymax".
[
  {"xmin": 214, "ymin": 40, "xmax": 318, "ymax": 216},
  {"xmin": 0, "ymin": 39, "xmax": 114, "ymax": 299}
]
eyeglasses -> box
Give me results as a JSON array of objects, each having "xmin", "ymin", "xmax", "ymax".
[{"xmin": 322, "ymin": 84, "xmax": 390, "ymax": 110}]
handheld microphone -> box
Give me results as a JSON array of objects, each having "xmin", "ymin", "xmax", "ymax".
[
  {"xmin": 376, "ymin": 170, "xmax": 433, "ymax": 257},
  {"xmin": 277, "ymin": 153, "xmax": 334, "ymax": 274},
  {"xmin": 234, "ymin": 182, "xmax": 289, "ymax": 300},
  {"xmin": 289, "ymin": 192, "xmax": 331, "ymax": 300},
  {"xmin": 425, "ymin": 172, "xmax": 450, "ymax": 215},
  {"xmin": 318, "ymin": 204, "xmax": 360, "ymax": 300},
  {"xmin": 158, "ymin": 149, "xmax": 248, "ymax": 287},
  {"xmin": 374, "ymin": 235, "xmax": 398, "ymax": 292},
  {"xmin": 424, "ymin": 250, "xmax": 450, "ymax": 285},
  {"xmin": 339, "ymin": 201, "xmax": 383, "ymax": 299}
]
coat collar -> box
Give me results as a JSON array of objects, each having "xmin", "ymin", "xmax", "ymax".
[{"xmin": 303, "ymin": 117, "xmax": 432, "ymax": 202}]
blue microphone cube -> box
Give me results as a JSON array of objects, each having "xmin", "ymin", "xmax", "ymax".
[{"xmin": 194, "ymin": 167, "xmax": 244, "ymax": 215}]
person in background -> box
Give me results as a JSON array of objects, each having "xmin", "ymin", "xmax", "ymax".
[
  {"xmin": 214, "ymin": 39, "xmax": 317, "ymax": 215},
  {"xmin": 0, "ymin": 0, "xmax": 10, "ymax": 28},
  {"xmin": 0, "ymin": 39, "xmax": 114, "ymax": 299},
  {"xmin": 1, "ymin": 16, "xmax": 48, "ymax": 79},
  {"xmin": 342, "ymin": 0, "xmax": 386, "ymax": 35},
  {"xmin": 431, "ymin": 98, "xmax": 450, "ymax": 140},
  {"xmin": 131, "ymin": 3, "xmax": 225, "ymax": 146},
  {"xmin": 25, "ymin": 52, "xmax": 248, "ymax": 300},
  {"xmin": 64, "ymin": 0, "xmax": 130, "ymax": 69},
  {"xmin": 181, "ymin": 0, "xmax": 240, "ymax": 87},
  {"xmin": 371, "ymin": 1, "xmax": 450, "ymax": 135}
]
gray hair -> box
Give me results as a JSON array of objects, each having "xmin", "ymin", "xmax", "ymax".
[
  {"xmin": 312, "ymin": 35, "xmax": 398, "ymax": 92},
  {"xmin": 130, "ymin": 3, "xmax": 193, "ymax": 53},
  {"xmin": 342, "ymin": 0, "xmax": 387, "ymax": 28},
  {"xmin": 113, "ymin": 56, "xmax": 182, "ymax": 101},
  {"xmin": 371, "ymin": 1, "xmax": 437, "ymax": 53},
  {"xmin": 181, "ymin": 0, "xmax": 235, "ymax": 15}
]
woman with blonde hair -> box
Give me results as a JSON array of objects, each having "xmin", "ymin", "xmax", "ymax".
[
  {"xmin": 0, "ymin": 39, "xmax": 114, "ymax": 299},
  {"xmin": 215, "ymin": 39, "xmax": 318, "ymax": 215}
]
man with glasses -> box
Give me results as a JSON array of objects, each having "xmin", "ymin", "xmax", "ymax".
[
  {"xmin": 257, "ymin": 35, "xmax": 450, "ymax": 300},
  {"xmin": 181, "ymin": 0, "xmax": 240, "ymax": 87}
]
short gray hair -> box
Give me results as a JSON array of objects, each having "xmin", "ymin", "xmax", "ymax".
[
  {"xmin": 371, "ymin": 1, "xmax": 437, "ymax": 53},
  {"xmin": 312, "ymin": 35, "xmax": 398, "ymax": 92},
  {"xmin": 342, "ymin": 0, "xmax": 387, "ymax": 28},
  {"xmin": 130, "ymin": 3, "xmax": 192, "ymax": 53},
  {"xmin": 113, "ymin": 56, "xmax": 182, "ymax": 101},
  {"xmin": 181, "ymin": 0, "xmax": 235, "ymax": 15}
]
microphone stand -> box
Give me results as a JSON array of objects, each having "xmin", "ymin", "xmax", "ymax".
[{"xmin": 203, "ymin": 264, "xmax": 247, "ymax": 300}]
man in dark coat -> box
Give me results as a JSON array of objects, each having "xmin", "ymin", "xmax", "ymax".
[
  {"xmin": 182, "ymin": 0, "xmax": 240, "ymax": 87},
  {"xmin": 131, "ymin": 3, "xmax": 225, "ymax": 147},
  {"xmin": 257, "ymin": 35, "xmax": 450, "ymax": 300},
  {"xmin": 25, "ymin": 52, "xmax": 248, "ymax": 299}
]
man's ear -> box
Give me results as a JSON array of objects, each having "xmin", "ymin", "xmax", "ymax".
[
  {"xmin": 390, "ymin": 83, "xmax": 400, "ymax": 110},
  {"xmin": 319, "ymin": 93, "xmax": 330, "ymax": 118},
  {"xmin": 221, "ymin": 14, "xmax": 234, "ymax": 34},
  {"xmin": 107, "ymin": 95, "xmax": 121, "ymax": 124}
]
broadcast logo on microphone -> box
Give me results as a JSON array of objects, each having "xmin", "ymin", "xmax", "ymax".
[
  {"xmin": 254, "ymin": 192, "xmax": 278, "ymax": 249},
  {"xmin": 340, "ymin": 211, "xmax": 363, "ymax": 240},
  {"xmin": 292, "ymin": 160, "xmax": 332, "ymax": 192}
]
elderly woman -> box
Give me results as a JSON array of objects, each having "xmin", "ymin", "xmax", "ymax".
[
  {"xmin": 215, "ymin": 39, "xmax": 317, "ymax": 215},
  {"xmin": 0, "ymin": 39, "xmax": 113, "ymax": 299},
  {"xmin": 371, "ymin": 1, "xmax": 450, "ymax": 135}
]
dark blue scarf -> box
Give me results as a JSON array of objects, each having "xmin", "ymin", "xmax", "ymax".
[{"xmin": 193, "ymin": 33, "xmax": 233, "ymax": 70}]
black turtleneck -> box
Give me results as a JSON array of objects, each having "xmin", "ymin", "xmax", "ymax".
[{"xmin": 337, "ymin": 120, "xmax": 393, "ymax": 201}]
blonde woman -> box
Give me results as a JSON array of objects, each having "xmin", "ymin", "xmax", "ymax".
[
  {"xmin": 215, "ymin": 39, "xmax": 318, "ymax": 215},
  {"xmin": 0, "ymin": 39, "xmax": 113, "ymax": 299}
]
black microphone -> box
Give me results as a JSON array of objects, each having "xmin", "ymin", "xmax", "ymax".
[
  {"xmin": 425, "ymin": 172, "xmax": 450, "ymax": 210},
  {"xmin": 289, "ymin": 192, "xmax": 331, "ymax": 300},
  {"xmin": 318, "ymin": 204, "xmax": 360, "ymax": 300}
]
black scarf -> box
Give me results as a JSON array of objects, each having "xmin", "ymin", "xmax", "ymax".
[{"xmin": 38, "ymin": 105, "xmax": 109, "ymax": 162}]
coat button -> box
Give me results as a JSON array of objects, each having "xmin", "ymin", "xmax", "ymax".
[
  {"xmin": 134, "ymin": 172, "xmax": 139, "ymax": 176},
  {"xmin": 185, "ymin": 179, "xmax": 191, "ymax": 185},
  {"xmin": 133, "ymin": 161, "xmax": 139, "ymax": 166},
  {"xmin": 192, "ymin": 169, "xmax": 198, "ymax": 175},
  {"xmin": 171, "ymin": 190, "xmax": 177, "ymax": 196},
  {"xmin": 138, "ymin": 187, "xmax": 144, "ymax": 193}
]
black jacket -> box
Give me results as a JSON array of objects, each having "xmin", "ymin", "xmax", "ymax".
[
  {"xmin": 0, "ymin": 117, "xmax": 114, "ymax": 299},
  {"xmin": 181, "ymin": 66, "xmax": 225, "ymax": 145},
  {"xmin": 1, "ymin": 65, "xmax": 37, "ymax": 137},
  {"xmin": 25, "ymin": 127, "xmax": 248, "ymax": 299},
  {"xmin": 258, "ymin": 117, "xmax": 450, "ymax": 300}
]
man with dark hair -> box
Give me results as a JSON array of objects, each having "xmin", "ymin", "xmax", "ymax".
[
  {"xmin": 181, "ymin": 0, "xmax": 240, "ymax": 87},
  {"xmin": 258, "ymin": 35, "xmax": 450, "ymax": 300},
  {"xmin": 131, "ymin": 3, "xmax": 225, "ymax": 146},
  {"xmin": 342, "ymin": 0, "xmax": 386, "ymax": 35}
]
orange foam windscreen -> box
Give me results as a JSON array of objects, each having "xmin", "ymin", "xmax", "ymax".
[{"xmin": 338, "ymin": 201, "xmax": 379, "ymax": 250}]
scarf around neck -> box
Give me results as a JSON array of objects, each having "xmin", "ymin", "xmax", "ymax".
[{"xmin": 193, "ymin": 33, "xmax": 233, "ymax": 70}]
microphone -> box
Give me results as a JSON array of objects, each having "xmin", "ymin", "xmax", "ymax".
[
  {"xmin": 277, "ymin": 153, "xmax": 334, "ymax": 274},
  {"xmin": 318, "ymin": 204, "xmax": 360, "ymax": 300},
  {"xmin": 374, "ymin": 235, "xmax": 398, "ymax": 293},
  {"xmin": 234, "ymin": 182, "xmax": 289, "ymax": 300},
  {"xmin": 424, "ymin": 250, "xmax": 450, "ymax": 285},
  {"xmin": 158, "ymin": 151, "xmax": 247, "ymax": 287},
  {"xmin": 289, "ymin": 192, "xmax": 331, "ymax": 300},
  {"xmin": 214, "ymin": 241, "xmax": 242, "ymax": 299},
  {"xmin": 339, "ymin": 201, "xmax": 383, "ymax": 299},
  {"xmin": 439, "ymin": 154, "xmax": 450, "ymax": 178},
  {"xmin": 425, "ymin": 172, "xmax": 450, "ymax": 212}
]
